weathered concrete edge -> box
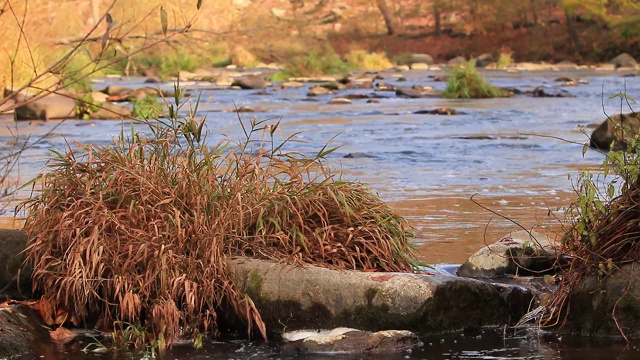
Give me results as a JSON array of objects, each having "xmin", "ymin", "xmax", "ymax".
[{"xmin": 227, "ymin": 257, "xmax": 533, "ymax": 337}]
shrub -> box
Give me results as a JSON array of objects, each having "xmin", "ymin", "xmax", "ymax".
[
  {"xmin": 443, "ymin": 61, "xmax": 506, "ymax": 99},
  {"xmin": 21, "ymin": 88, "xmax": 417, "ymax": 351},
  {"xmin": 132, "ymin": 95, "xmax": 164, "ymax": 119},
  {"xmin": 496, "ymin": 51, "xmax": 514, "ymax": 69},
  {"xmin": 537, "ymin": 92, "xmax": 640, "ymax": 339},
  {"xmin": 345, "ymin": 50, "xmax": 393, "ymax": 71},
  {"xmin": 276, "ymin": 46, "xmax": 349, "ymax": 79}
]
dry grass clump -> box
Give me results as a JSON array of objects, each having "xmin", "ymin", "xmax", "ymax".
[{"xmin": 21, "ymin": 90, "xmax": 417, "ymax": 350}]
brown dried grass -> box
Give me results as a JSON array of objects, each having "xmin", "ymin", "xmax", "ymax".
[{"xmin": 20, "ymin": 93, "xmax": 417, "ymax": 349}]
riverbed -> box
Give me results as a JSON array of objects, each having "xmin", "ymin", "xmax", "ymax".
[{"xmin": 2, "ymin": 67, "xmax": 640, "ymax": 359}]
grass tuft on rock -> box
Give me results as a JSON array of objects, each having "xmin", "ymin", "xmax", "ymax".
[
  {"xmin": 537, "ymin": 93, "xmax": 640, "ymax": 339},
  {"xmin": 21, "ymin": 87, "xmax": 417, "ymax": 351},
  {"xmin": 443, "ymin": 61, "xmax": 506, "ymax": 99}
]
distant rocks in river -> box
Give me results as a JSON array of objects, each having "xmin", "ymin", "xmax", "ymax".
[
  {"xmin": 610, "ymin": 53, "xmax": 639, "ymax": 70},
  {"xmin": 231, "ymin": 75, "xmax": 267, "ymax": 89},
  {"xmin": 414, "ymin": 107, "xmax": 461, "ymax": 115},
  {"xmin": 447, "ymin": 56, "xmax": 467, "ymax": 67},
  {"xmin": 474, "ymin": 53, "xmax": 494, "ymax": 68},
  {"xmin": 14, "ymin": 94, "xmax": 76, "ymax": 121}
]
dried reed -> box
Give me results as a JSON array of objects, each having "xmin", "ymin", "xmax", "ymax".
[{"xmin": 21, "ymin": 91, "xmax": 417, "ymax": 350}]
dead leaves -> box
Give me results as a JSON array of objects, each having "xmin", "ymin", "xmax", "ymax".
[
  {"xmin": 50, "ymin": 327, "xmax": 76, "ymax": 344},
  {"xmin": 30, "ymin": 298, "xmax": 79, "ymax": 327}
]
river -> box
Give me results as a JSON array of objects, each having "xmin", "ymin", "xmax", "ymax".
[{"xmin": 2, "ymin": 67, "xmax": 639, "ymax": 358}]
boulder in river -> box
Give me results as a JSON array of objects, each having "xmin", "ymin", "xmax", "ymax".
[
  {"xmin": 610, "ymin": 53, "xmax": 639, "ymax": 69},
  {"xmin": 590, "ymin": 113, "xmax": 640, "ymax": 151},
  {"xmin": 232, "ymin": 75, "xmax": 267, "ymax": 90},
  {"xmin": 14, "ymin": 94, "xmax": 76, "ymax": 120},
  {"xmin": 457, "ymin": 230, "xmax": 562, "ymax": 278},
  {"xmin": 0, "ymin": 229, "xmax": 31, "ymax": 300},
  {"xmin": 566, "ymin": 262, "xmax": 640, "ymax": 338},
  {"xmin": 228, "ymin": 256, "xmax": 533, "ymax": 335},
  {"xmin": 447, "ymin": 56, "xmax": 467, "ymax": 67},
  {"xmin": 88, "ymin": 102, "xmax": 132, "ymax": 120},
  {"xmin": 475, "ymin": 53, "xmax": 494, "ymax": 68}
]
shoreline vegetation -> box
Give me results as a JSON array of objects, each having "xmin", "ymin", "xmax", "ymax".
[
  {"xmin": 2, "ymin": 0, "xmax": 640, "ymax": 92},
  {"xmin": 3, "ymin": 0, "xmax": 640, "ymax": 356}
]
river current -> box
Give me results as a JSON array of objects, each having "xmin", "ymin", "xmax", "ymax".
[{"xmin": 2, "ymin": 68, "xmax": 640, "ymax": 359}]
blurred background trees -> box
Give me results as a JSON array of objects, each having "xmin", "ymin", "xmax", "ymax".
[{"xmin": 1, "ymin": 0, "xmax": 639, "ymax": 90}]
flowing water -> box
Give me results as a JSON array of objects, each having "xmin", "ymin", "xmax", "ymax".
[{"xmin": 3, "ymin": 68, "xmax": 640, "ymax": 358}]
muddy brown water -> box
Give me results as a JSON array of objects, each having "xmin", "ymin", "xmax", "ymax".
[{"xmin": 2, "ymin": 69, "xmax": 640, "ymax": 358}]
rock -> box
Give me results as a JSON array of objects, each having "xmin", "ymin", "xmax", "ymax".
[
  {"xmin": 565, "ymin": 262, "xmax": 640, "ymax": 338},
  {"xmin": 227, "ymin": 256, "xmax": 533, "ymax": 335},
  {"xmin": 395, "ymin": 65, "xmax": 410, "ymax": 71},
  {"xmin": 329, "ymin": 97, "xmax": 352, "ymax": 104},
  {"xmin": 395, "ymin": 87, "xmax": 422, "ymax": 98},
  {"xmin": 408, "ymin": 53, "xmax": 434, "ymax": 65},
  {"xmin": 555, "ymin": 60, "xmax": 578, "ymax": 70},
  {"xmin": 144, "ymin": 76, "xmax": 163, "ymax": 84},
  {"xmin": 0, "ymin": 304, "xmax": 49, "ymax": 358},
  {"xmin": 105, "ymin": 87, "xmax": 173, "ymax": 102},
  {"xmin": 280, "ymin": 81, "xmax": 303, "ymax": 88},
  {"xmin": 14, "ymin": 94, "xmax": 76, "ymax": 120},
  {"xmin": 343, "ymin": 94, "xmax": 370, "ymax": 100},
  {"xmin": 0, "ymin": 229, "xmax": 31, "ymax": 300},
  {"xmin": 232, "ymin": 75, "xmax": 266, "ymax": 90},
  {"xmin": 101, "ymin": 85, "xmax": 134, "ymax": 97},
  {"xmin": 88, "ymin": 102, "xmax": 132, "ymax": 120},
  {"xmin": 590, "ymin": 113, "xmax": 640, "ymax": 151},
  {"xmin": 414, "ymin": 107, "xmax": 460, "ymax": 115},
  {"xmin": 457, "ymin": 230, "xmax": 561, "ymax": 278},
  {"xmin": 281, "ymin": 328, "xmax": 422, "ymax": 355},
  {"xmin": 447, "ymin": 56, "xmax": 467, "ymax": 67},
  {"xmin": 396, "ymin": 86, "xmax": 440, "ymax": 98},
  {"xmin": 410, "ymin": 63, "xmax": 429, "ymax": 70},
  {"xmin": 475, "ymin": 53, "xmax": 494, "ymax": 68},
  {"xmin": 320, "ymin": 82, "xmax": 346, "ymax": 91},
  {"xmin": 375, "ymin": 82, "xmax": 395, "ymax": 92},
  {"xmin": 343, "ymin": 153, "xmax": 375, "ymax": 158},
  {"xmin": 531, "ymin": 86, "xmax": 574, "ymax": 98},
  {"xmin": 233, "ymin": 106, "xmax": 258, "ymax": 112},
  {"xmin": 90, "ymin": 91, "xmax": 109, "ymax": 104},
  {"xmin": 0, "ymin": 98, "xmax": 15, "ymax": 114},
  {"xmin": 610, "ymin": 53, "xmax": 639, "ymax": 69},
  {"xmin": 307, "ymin": 86, "xmax": 332, "ymax": 96}
]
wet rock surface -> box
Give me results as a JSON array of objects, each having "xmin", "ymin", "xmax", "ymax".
[
  {"xmin": 227, "ymin": 257, "xmax": 533, "ymax": 336},
  {"xmin": 280, "ymin": 328, "xmax": 422, "ymax": 355},
  {"xmin": 590, "ymin": 113, "xmax": 640, "ymax": 151},
  {"xmin": 457, "ymin": 230, "xmax": 561, "ymax": 278},
  {"xmin": 0, "ymin": 229, "xmax": 31, "ymax": 300}
]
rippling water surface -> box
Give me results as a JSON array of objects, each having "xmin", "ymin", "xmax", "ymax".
[{"xmin": 3, "ymin": 68, "xmax": 640, "ymax": 359}]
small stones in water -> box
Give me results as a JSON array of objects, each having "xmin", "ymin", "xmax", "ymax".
[
  {"xmin": 329, "ymin": 97, "xmax": 352, "ymax": 105},
  {"xmin": 414, "ymin": 107, "xmax": 460, "ymax": 115},
  {"xmin": 307, "ymin": 86, "xmax": 333, "ymax": 96}
]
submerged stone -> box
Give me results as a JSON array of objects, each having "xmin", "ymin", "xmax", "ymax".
[{"xmin": 281, "ymin": 327, "xmax": 422, "ymax": 354}]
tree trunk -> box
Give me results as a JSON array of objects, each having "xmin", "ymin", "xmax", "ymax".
[
  {"xmin": 434, "ymin": 2, "xmax": 441, "ymax": 37},
  {"xmin": 375, "ymin": 0, "xmax": 400, "ymax": 36},
  {"xmin": 564, "ymin": 9, "xmax": 581, "ymax": 54}
]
